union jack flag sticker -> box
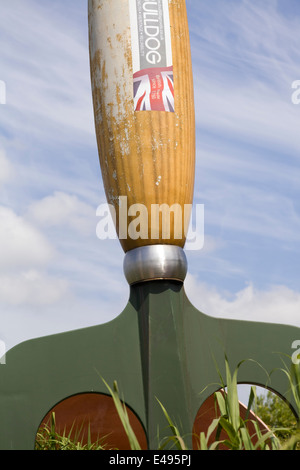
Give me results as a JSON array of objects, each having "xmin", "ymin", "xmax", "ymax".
[{"xmin": 133, "ymin": 66, "xmax": 174, "ymax": 112}]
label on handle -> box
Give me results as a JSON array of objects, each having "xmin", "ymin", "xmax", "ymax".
[{"xmin": 129, "ymin": 0, "xmax": 174, "ymax": 112}]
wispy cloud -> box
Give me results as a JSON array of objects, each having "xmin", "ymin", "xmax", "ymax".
[
  {"xmin": 0, "ymin": 270, "xmax": 68, "ymax": 307},
  {"xmin": 189, "ymin": 0, "xmax": 300, "ymax": 155},
  {"xmin": 0, "ymin": 205, "xmax": 55, "ymax": 270},
  {"xmin": 185, "ymin": 0, "xmax": 300, "ymax": 294},
  {"xmin": 0, "ymin": 149, "xmax": 14, "ymax": 186},
  {"xmin": 27, "ymin": 191, "xmax": 96, "ymax": 235},
  {"xmin": 185, "ymin": 273, "xmax": 300, "ymax": 328},
  {"xmin": 0, "ymin": 0, "xmax": 300, "ymax": 351},
  {"xmin": 0, "ymin": 0, "xmax": 93, "ymax": 144}
]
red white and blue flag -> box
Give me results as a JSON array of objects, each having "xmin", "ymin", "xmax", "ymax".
[
  {"xmin": 133, "ymin": 66, "xmax": 174, "ymax": 112},
  {"xmin": 130, "ymin": 0, "xmax": 175, "ymax": 113}
]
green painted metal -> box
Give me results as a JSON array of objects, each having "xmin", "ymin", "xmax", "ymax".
[{"xmin": 0, "ymin": 280, "xmax": 299, "ymax": 449}]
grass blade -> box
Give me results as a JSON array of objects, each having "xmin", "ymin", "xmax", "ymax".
[
  {"xmin": 156, "ymin": 398, "xmax": 187, "ymax": 450},
  {"xmin": 101, "ymin": 378, "xmax": 141, "ymax": 450}
]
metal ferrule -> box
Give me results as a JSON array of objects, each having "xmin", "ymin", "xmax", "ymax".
[{"xmin": 123, "ymin": 245, "xmax": 188, "ymax": 285}]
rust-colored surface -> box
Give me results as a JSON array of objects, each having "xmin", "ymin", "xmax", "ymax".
[
  {"xmin": 38, "ymin": 392, "xmax": 272, "ymax": 450},
  {"xmin": 192, "ymin": 392, "xmax": 272, "ymax": 450},
  {"xmin": 89, "ymin": 0, "xmax": 195, "ymax": 252},
  {"xmin": 39, "ymin": 393, "xmax": 148, "ymax": 450}
]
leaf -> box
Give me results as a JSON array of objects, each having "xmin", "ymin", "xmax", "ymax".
[
  {"xmin": 218, "ymin": 417, "xmax": 240, "ymax": 449},
  {"xmin": 156, "ymin": 398, "xmax": 187, "ymax": 450},
  {"xmin": 240, "ymin": 426, "xmax": 254, "ymax": 450},
  {"xmin": 101, "ymin": 378, "xmax": 141, "ymax": 450},
  {"xmin": 206, "ymin": 418, "xmax": 220, "ymax": 442},
  {"xmin": 215, "ymin": 391, "xmax": 227, "ymax": 417},
  {"xmin": 199, "ymin": 432, "xmax": 208, "ymax": 450},
  {"xmin": 246, "ymin": 386, "xmax": 257, "ymax": 421}
]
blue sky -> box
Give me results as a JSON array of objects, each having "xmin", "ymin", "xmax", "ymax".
[{"xmin": 0, "ymin": 0, "xmax": 300, "ymax": 352}]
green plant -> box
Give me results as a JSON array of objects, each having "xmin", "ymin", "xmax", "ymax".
[
  {"xmin": 267, "ymin": 356, "xmax": 300, "ymax": 450},
  {"xmin": 256, "ymin": 390, "xmax": 298, "ymax": 444},
  {"xmin": 101, "ymin": 378, "xmax": 142, "ymax": 451},
  {"xmin": 35, "ymin": 412, "xmax": 107, "ymax": 450},
  {"xmin": 154, "ymin": 357, "xmax": 299, "ymax": 450},
  {"xmin": 156, "ymin": 398, "xmax": 188, "ymax": 450},
  {"xmin": 217, "ymin": 359, "xmax": 282, "ymax": 449},
  {"xmin": 276, "ymin": 358, "xmax": 300, "ymax": 419},
  {"xmin": 35, "ymin": 356, "xmax": 300, "ymax": 450}
]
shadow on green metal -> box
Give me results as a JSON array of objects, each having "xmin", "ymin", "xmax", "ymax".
[{"xmin": 0, "ymin": 280, "xmax": 299, "ymax": 449}]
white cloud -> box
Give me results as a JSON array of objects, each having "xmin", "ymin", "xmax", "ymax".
[
  {"xmin": 27, "ymin": 191, "xmax": 95, "ymax": 235},
  {"xmin": 0, "ymin": 149, "xmax": 13, "ymax": 185},
  {"xmin": 0, "ymin": 204, "xmax": 69, "ymax": 311},
  {"xmin": 0, "ymin": 206, "xmax": 55, "ymax": 271},
  {"xmin": 0, "ymin": 0, "xmax": 299, "ymax": 351},
  {"xmin": 0, "ymin": 0, "xmax": 93, "ymax": 144},
  {"xmin": 190, "ymin": 0, "xmax": 300, "ymax": 157},
  {"xmin": 185, "ymin": 273, "xmax": 300, "ymax": 328},
  {"xmin": 205, "ymin": 184, "xmax": 300, "ymax": 243},
  {"xmin": 194, "ymin": 80, "xmax": 300, "ymax": 157},
  {"xmin": 200, "ymin": 234, "xmax": 224, "ymax": 254},
  {"xmin": 0, "ymin": 269, "xmax": 68, "ymax": 306}
]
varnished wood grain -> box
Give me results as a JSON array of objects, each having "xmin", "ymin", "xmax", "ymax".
[{"xmin": 89, "ymin": 0, "xmax": 195, "ymax": 252}]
